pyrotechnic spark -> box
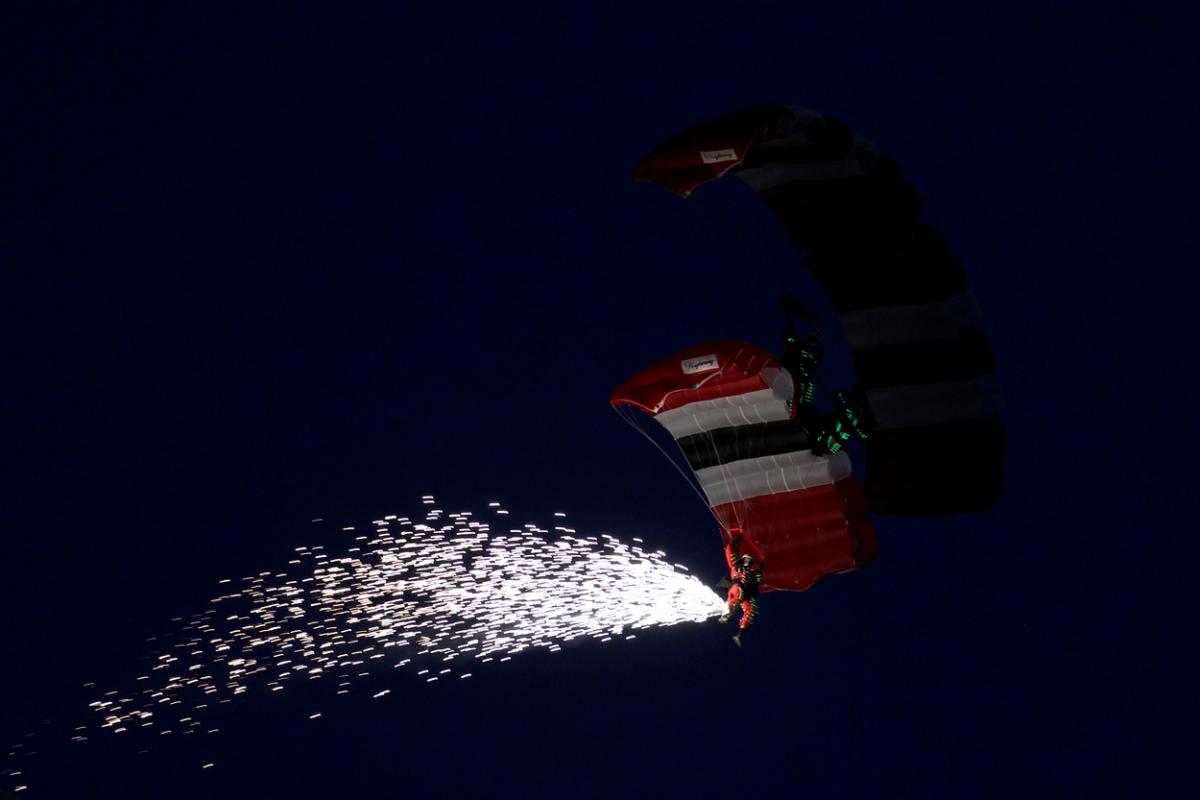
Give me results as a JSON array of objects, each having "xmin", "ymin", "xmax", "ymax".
[{"xmin": 72, "ymin": 500, "xmax": 724, "ymax": 743}]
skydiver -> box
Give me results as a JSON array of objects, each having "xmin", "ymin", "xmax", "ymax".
[
  {"xmin": 778, "ymin": 295, "xmax": 873, "ymax": 456},
  {"xmin": 719, "ymin": 528, "xmax": 764, "ymax": 647},
  {"xmin": 779, "ymin": 295, "xmax": 825, "ymax": 435}
]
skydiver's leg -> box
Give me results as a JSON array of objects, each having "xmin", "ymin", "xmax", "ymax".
[
  {"xmin": 732, "ymin": 597, "xmax": 757, "ymax": 647},
  {"xmin": 739, "ymin": 598, "xmax": 757, "ymax": 630},
  {"xmin": 724, "ymin": 585, "xmax": 744, "ymax": 624},
  {"xmin": 819, "ymin": 389, "xmax": 873, "ymax": 454},
  {"xmin": 843, "ymin": 385, "xmax": 877, "ymax": 432},
  {"xmin": 721, "ymin": 585, "xmax": 742, "ymax": 623}
]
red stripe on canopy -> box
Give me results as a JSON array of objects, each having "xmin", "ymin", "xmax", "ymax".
[
  {"xmin": 609, "ymin": 340, "xmax": 779, "ymax": 415},
  {"xmin": 714, "ymin": 478, "xmax": 876, "ymax": 592}
]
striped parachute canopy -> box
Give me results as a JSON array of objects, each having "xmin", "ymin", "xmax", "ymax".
[
  {"xmin": 611, "ymin": 340, "xmax": 877, "ymax": 592},
  {"xmin": 632, "ymin": 105, "xmax": 1005, "ymax": 515}
]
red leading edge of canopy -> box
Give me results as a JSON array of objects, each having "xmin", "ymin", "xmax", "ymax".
[{"xmin": 609, "ymin": 340, "xmax": 781, "ymax": 415}]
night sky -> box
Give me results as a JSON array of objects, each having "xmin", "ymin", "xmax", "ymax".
[{"xmin": 4, "ymin": 3, "xmax": 1194, "ymax": 798}]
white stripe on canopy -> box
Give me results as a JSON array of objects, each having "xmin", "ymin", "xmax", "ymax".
[
  {"xmin": 696, "ymin": 450, "xmax": 852, "ymax": 506},
  {"xmin": 655, "ymin": 369, "xmax": 793, "ymax": 439}
]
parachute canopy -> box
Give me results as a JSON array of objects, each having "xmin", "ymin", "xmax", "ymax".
[
  {"xmin": 633, "ymin": 104, "xmax": 1005, "ymax": 515},
  {"xmin": 611, "ymin": 340, "xmax": 876, "ymax": 592}
]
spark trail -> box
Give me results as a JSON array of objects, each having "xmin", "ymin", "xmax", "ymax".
[{"xmin": 72, "ymin": 499, "xmax": 724, "ymax": 747}]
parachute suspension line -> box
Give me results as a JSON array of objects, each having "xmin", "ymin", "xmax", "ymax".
[
  {"xmin": 611, "ymin": 406, "xmax": 724, "ymax": 529},
  {"xmin": 695, "ymin": 408, "xmax": 749, "ymax": 535},
  {"xmin": 687, "ymin": 345, "xmax": 747, "ymax": 536},
  {"xmin": 721, "ymin": 345, "xmax": 770, "ymax": 535},
  {"xmin": 618, "ymin": 404, "xmax": 713, "ymax": 512},
  {"xmin": 705, "ymin": 342, "xmax": 777, "ymax": 537},
  {"xmin": 691, "ymin": 409, "xmax": 737, "ymax": 534}
]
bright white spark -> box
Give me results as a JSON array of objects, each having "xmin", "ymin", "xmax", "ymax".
[{"xmin": 78, "ymin": 499, "xmax": 724, "ymax": 738}]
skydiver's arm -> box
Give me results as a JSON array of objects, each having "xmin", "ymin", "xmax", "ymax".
[
  {"xmin": 740, "ymin": 534, "xmax": 765, "ymax": 565},
  {"xmin": 724, "ymin": 527, "xmax": 746, "ymax": 575}
]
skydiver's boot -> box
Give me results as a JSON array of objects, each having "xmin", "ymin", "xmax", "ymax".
[
  {"xmin": 732, "ymin": 629, "xmax": 745, "ymax": 648},
  {"xmin": 719, "ymin": 612, "xmax": 731, "ymax": 624}
]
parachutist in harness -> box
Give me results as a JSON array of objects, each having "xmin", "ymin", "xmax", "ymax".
[
  {"xmin": 779, "ymin": 296, "xmax": 874, "ymax": 456},
  {"xmin": 719, "ymin": 528, "xmax": 764, "ymax": 647},
  {"xmin": 781, "ymin": 324, "xmax": 825, "ymax": 436}
]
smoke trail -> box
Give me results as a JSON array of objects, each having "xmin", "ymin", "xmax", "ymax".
[{"xmin": 72, "ymin": 499, "xmax": 723, "ymax": 747}]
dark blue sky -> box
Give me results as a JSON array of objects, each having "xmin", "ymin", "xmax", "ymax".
[{"xmin": 4, "ymin": 3, "xmax": 1194, "ymax": 797}]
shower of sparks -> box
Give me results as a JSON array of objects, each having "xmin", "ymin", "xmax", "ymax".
[{"xmin": 68, "ymin": 499, "xmax": 725, "ymax": 746}]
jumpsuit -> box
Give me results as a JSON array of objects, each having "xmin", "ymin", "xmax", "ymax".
[{"xmin": 725, "ymin": 532, "xmax": 765, "ymax": 631}]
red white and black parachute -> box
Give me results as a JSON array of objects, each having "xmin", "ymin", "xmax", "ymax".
[
  {"xmin": 610, "ymin": 340, "xmax": 876, "ymax": 592},
  {"xmin": 612, "ymin": 104, "xmax": 1004, "ymax": 591}
]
